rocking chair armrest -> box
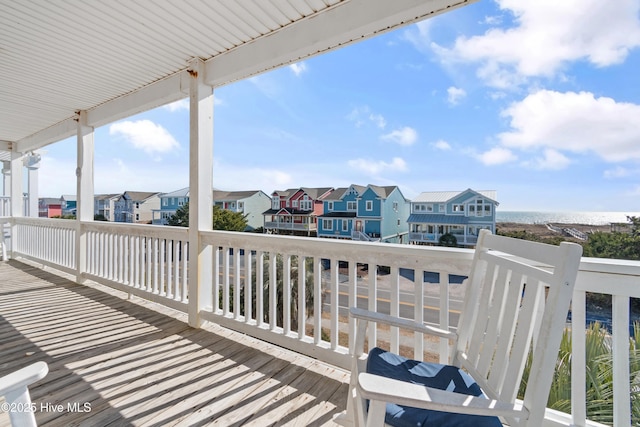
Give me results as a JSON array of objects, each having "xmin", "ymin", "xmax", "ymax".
[
  {"xmin": 358, "ymin": 372, "xmax": 527, "ymax": 420},
  {"xmin": 349, "ymin": 307, "xmax": 456, "ymax": 340},
  {"xmin": 0, "ymin": 362, "xmax": 48, "ymax": 397}
]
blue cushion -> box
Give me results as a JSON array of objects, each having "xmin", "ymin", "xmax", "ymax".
[{"xmin": 366, "ymin": 347, "xmax": 502, "ymax": 427}]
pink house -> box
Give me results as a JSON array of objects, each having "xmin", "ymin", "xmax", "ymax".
[{"xmin": 263, "ymin": 187, "xmax": 333, "ymax": 236}]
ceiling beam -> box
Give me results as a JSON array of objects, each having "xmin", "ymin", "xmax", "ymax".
[{"xmin": 205, "ymin": 0, "xmax": 476, "ymax": 87}]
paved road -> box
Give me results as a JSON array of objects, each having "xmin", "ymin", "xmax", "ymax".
[{"xmin": 325, "ymin": 283, "xmax": 463, "ymax": 326}]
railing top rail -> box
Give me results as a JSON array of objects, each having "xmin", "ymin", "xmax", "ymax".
[
  {"xmin": 203, "ymin": 229, "xmax": 475, "ymax": 273},
  {"xmin": 82, "ymin": 221, "xmax": 188, "ymax": 240}
]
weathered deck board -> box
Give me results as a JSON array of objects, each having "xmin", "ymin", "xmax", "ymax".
[{"xmin": 0, "ymin": 260, "xmax": 348, "ymax": 426}]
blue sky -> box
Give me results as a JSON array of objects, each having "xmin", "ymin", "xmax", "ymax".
[{"xmin": 38, "ymin": 0, "xmax": 640, "ymax": 212}]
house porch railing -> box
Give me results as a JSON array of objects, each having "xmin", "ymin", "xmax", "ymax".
[
  {"xmin": 409, "ymin": 231, "xmax": 479, "ymax": 246},
  {"xmin": 1, "ymin": 216, "xmax": 637, "ymax": 427},
  {"xmin": 264, "ymin": 220, "xmax": 317, "ymax": 231}
]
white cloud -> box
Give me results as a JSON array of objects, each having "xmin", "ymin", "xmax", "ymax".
[
  {"xmin": 369, "ymin": 113, "xmax": 387, "ymax": 129},
  {"xmin": 431, "ymin": 0, "xmax": 640, "ymax": 88},
  {"xmin": 432, "ymin": 140, "xmax": 452, "ymax": 150},
  {"xmin": 214, "ymin": 166, "xmax": 293, "ymax": 190},
  {"xmin": 498, "ymin": 90, "xmax": 640, "ymax": 162},
  {"xmin": 347, "ymin": 157, "xmax": 408, "ymax": 175},
  {"xmin": 289, "ymin": 62, "xmax": 308, "ymax": 76},
  {"xmin": 476, "ymin": 147, "xmax": 517, "ymax": 166},
  {"xmin": 347, "ymin": 106, "xmax": 387, "ymax": 129},
  {"xmin": 447, "ymin": 86, "xmax": 467, "ymax": 106},
  {"xmin": 164, "ymin": 99, "xmax": 189, "ymax": 112},
  {"xmin": 531, "ymin": 148, "xmax": 571, "ymax": 170},
  {"xmin": 403, "ymin": 20, "xmax": 434, "ymax": 54},
  {"xmin": 109, "ymin": 120, "xmax": 180, "ymax": 154},
  {"xmin": 381, "ymin": 127, "xmax": 418, "ymax": 146},
  {"xmin": 604, "ymin": 166, "xmax": 640, "ymax": 179}
]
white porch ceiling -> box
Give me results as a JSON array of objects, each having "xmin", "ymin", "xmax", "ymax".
[{"xmin": 0, "ymin": 0, "xmax": 476, "ymax": 154}]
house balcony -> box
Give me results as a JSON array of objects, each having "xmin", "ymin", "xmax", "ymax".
[
  {"xmin": 409, "ymin": 231, "xmax": 479, "ymax": 246},
  {"xmin": 1, "ymin": 216, "xmax": 638, "ymax": 426},
  {"xmin": 264, "ymin": 220, "xmax": 317, "ymax": 232}
]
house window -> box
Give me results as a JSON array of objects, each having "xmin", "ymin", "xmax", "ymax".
[
  {"xmin": 292, "ymin": 200, "xmax": 298, "ymax": 208},
  {"xmin": 272, "ymin": 199, "xmax": 279, "ymax": 209},
  {"xmin": 366, "ymin": 200, "xmax": 373, "ymax": 211},
  {"xmin": 439, "ymin": 204, "xmax": 445, "ymax": 212},
  {"xmin": 323, "ymin": 219, "xmax": 333, "ymax": 230},
  {"xmin": 135, "ymin": 214, "xmax": 140, "ymax": 221},
  {"xmin": 300, "ymin": 200, "xmax": 312, "ymax": 210},
  {"xmin": 135, "ymin": 202, "xmax": 140, "ymax": 209},
  {"xmin": 347, "ymin": 201, "xmax": 356, "ymax": 211},
  {"xmin": 342, "ymin": 220, "xmax": 348, "ymax": 232},
  {"xmin": 238, "ymin": 202, "xmax": 244, "ymax": 211},
  {"xmin": 162, "ymin": 198, "xmax": 168, "ymax": 206},
  {"xmin": 327, "ymin": 201, "xmax": 334, "ymax": 211},
  {"xmin": 453, "ymin": 204, "xmax": 464, "ymax": 213},
  {"xmin": 393, "ymin": 202, "xmax": 398, "ymax": 212}
]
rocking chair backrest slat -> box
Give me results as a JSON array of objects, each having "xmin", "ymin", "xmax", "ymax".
[{"xmin": 454, "ymin": 230, "xmax": 582, "ymax": 425}]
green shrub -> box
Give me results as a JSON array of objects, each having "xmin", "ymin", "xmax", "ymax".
[{"xmin": 519, "ymin": 321, "xmax": 640, "ymax": 426}]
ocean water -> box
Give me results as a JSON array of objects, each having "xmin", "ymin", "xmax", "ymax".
[{"xmin": 496, "ymin": 211, "xmax": 636, "ymax": 225}]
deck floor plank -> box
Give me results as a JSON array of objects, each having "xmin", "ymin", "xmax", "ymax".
[{"xmin": 0, "ymin": 260, "xmax": 348, "ymax": 426}]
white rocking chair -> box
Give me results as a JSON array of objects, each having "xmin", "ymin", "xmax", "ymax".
[
  {"xmin": 341, "ymin": 229, "xmax": 582, "ymax": 427},
  {"xmin": 0, "ymin": 362, "xmax": 48, "ymax": 427}
]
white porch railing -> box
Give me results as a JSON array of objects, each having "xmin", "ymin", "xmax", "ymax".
[
  {"xmin": 264, "ymin": 221, "xmax": 316, "ymax": 231},
  {"xmin": 4, "ymin": 217, "xmax": 638, "ymax": 427}
]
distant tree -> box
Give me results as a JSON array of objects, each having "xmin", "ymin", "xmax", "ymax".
[
  {"xmin": 583, "ymin": 216, "xmax": 640, "ymax": 261},
  {"xmin": 167, "ymin": 203, "xmax": 189, "ymax": 227},
  {"xmin": 166, "ymin": 202, "xmax": 248, "ymax": 231},
  {"xmin": 212, "ymin": 205, "xmax": 248, "ymax": 231},
  {"xmin": 51, "ymin": 214, "xmax": 76, "ymax": 220}
]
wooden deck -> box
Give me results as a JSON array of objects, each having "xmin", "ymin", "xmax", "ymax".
[{"xmin": 0, "ymin": 260, "xmax": 349, "ymax": 426}]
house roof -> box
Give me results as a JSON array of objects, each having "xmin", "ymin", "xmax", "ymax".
[
  {"xmin": 94, "ymin": 193, "xmax": 120, "ymax": 201},
  {"xmin": 123, "ymin": 191, "xmax": 161, "ymax": 202},
  {"xmin": 368, "ymin": 185, "xmax": 400, "ymax": 199},
  {"xmin": 213, "ymin": 190, "xmax": 265, "ymax": 201},
  {"xmin": 413, "ymin": 189, "xmax": 498, "ymax": 204},
  {"xmin": 0, "ymin": 0, "xmax": 476, "ymax": 156},
  {"xmin": 324, "ymin": 188, "xmax": 349, "ymax": 201},
  {"xmin": 39, "ymin": 198, "xmax": 62, "ymax": 205},
  {"xmin": 161, "ymin": 187, "xmax": 190, "ymax": 198},
  {"xmin": 300, "ymin": 187, "xmax": 334, "ymax": 200}
]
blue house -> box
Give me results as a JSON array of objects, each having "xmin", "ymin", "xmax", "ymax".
[
  {"xmin": 318, "ymin": 184, "xmax": 410, "ymax": 243},
  {"xmin": 152, "ymin": 187, "xmax": 189, "ymax": 225},
  {"xmin": 407, "ymin": 189, "xmax": 498, "ymax": 247},
  {"xmin": 153, "ymin": 187, "xmax": 271, "ymax": 231}
]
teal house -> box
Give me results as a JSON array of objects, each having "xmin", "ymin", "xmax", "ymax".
[
  {"xmin": 318, "ymin": 184, "xmax": 410, "ymax": 243},
  {"xmin": 408, "ymin": 189, "xmax": 498, "ymax": 247}
]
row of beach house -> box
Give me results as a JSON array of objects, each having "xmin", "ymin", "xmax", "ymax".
[{"xmin": 37, "ymin": 185, "xmax": 499, "ymax": 247}]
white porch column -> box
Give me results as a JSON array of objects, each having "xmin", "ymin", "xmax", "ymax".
[
  {"xmin": 10, "ymin": 151, "xmax": 23, "ymax": 218},
  {"xmin": 24, "ymin": 152, "xmax": 41, "ymax": 217},
  {"xmin": 75, "ymin": 110, "xmax": 94, "ymax": 283},
  {"xmin": 1, "ymin": 161, "xmax": 9, "ymax": 196},
  {"xmin": 187, "ymin": 58, "xmax": 214, "ymax": 328},
  {"xmin": 1, "ymin": 161, "xmax": 10, "ymax": 217}
]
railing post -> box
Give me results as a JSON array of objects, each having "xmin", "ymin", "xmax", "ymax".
[
  {"xmin": 75, "ymin": 110, "xmax": 94, "ymax": 283},
  {"xmin": 9, "ymin": 150, "xmax": 23, "ymax": 258},
  {"xmin": 187, "ymin": 58, "xmax": 213, "ymax": 328}
]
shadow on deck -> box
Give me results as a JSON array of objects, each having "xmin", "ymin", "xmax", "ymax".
[{"xmin": 0, "ymin": 260, "xmax": 348, "ymax": 426}]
